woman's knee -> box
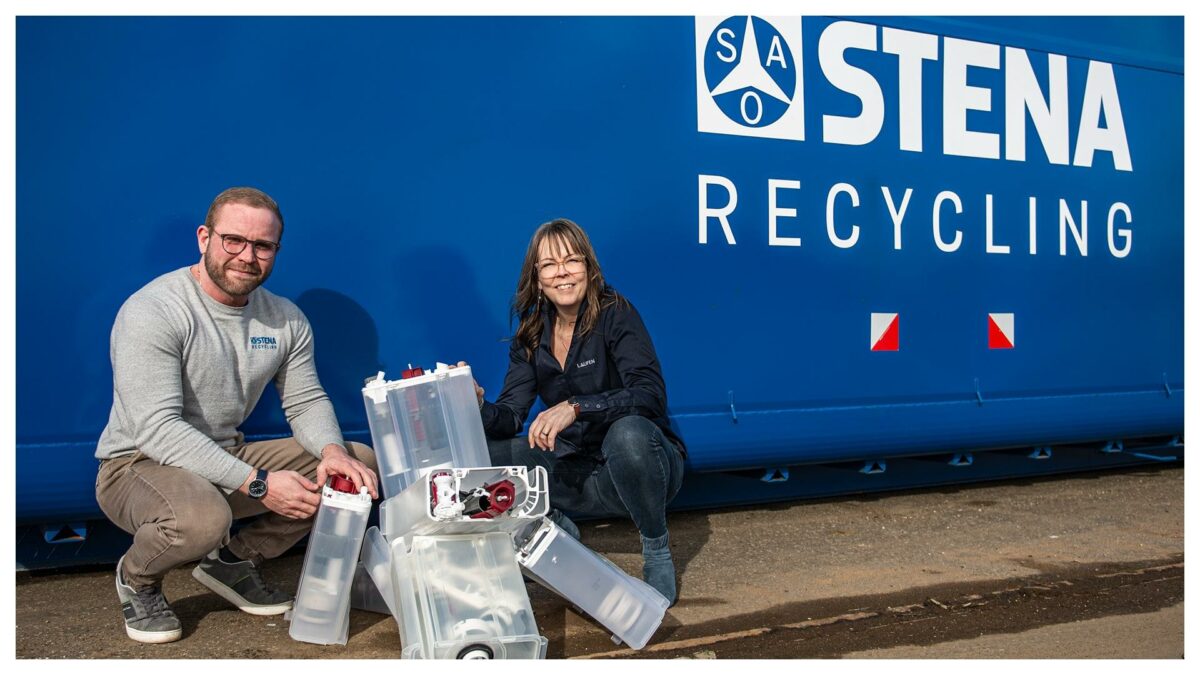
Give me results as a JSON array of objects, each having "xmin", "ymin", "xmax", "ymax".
[
  {"xmin": 602, "ymin": 416, "xmax": 663, "ymax": 467},
  {"xmin": 487, "ymin": 436, "xmax": 524, "ymax": 467},
  {"xmin": 604, "ymin": 417, "xmax": 672, "ymax": 475}
]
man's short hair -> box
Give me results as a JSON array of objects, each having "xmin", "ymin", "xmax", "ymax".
[{"xmin": 203, "ymin": 187, "xmax": 285, "ymax": 238}]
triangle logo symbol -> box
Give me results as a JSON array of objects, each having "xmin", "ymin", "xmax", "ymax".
[
  {"xmin": 871, "ymin": 313, "xmax": 899, "ymax": 351},
  {"xmin": 988, "ymin": 313, "xmax": 1015, "ymax": 349}
]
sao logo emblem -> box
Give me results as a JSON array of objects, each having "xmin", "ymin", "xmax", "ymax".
[
  {"xmin": 704, "ymin": 16, "xmax": 796, "ymax": 127},
  {"xmin": 696, "ymin": 16, "xmax": 805, "ymax": 141}
]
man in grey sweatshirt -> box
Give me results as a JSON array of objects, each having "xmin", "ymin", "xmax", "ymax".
[{"xmin": 95, "ymin": 187, "xmax": 379, "ymax": 644}]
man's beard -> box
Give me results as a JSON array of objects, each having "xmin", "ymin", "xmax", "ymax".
[{"xmin": 204, "ymin": 249, "xmax": 270, "ymax": 299}]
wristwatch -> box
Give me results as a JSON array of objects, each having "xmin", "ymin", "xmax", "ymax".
[
  {"xmin": 248, "ymin": 469, "xmax": 268, "ymax": 500},
  {"xmin": 568, "ymin": 397, "xmax": 582, "ymax": 418}
]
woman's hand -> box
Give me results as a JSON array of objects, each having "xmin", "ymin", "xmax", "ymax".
[
  {"xmin": 451, "ymin": 360, "xmax": 485, "ymax": 406},
  {"xmin": 527, "ymin": 400, "xmax": 578, "ymax": 451}
]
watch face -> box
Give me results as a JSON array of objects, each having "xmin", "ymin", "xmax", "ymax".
[{"xmin": 248, "ymin": 480, "xmax": 267, "ymax": 499}]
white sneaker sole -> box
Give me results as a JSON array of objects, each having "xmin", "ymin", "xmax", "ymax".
[
  {"xmin": 125, "ymin": 624, "xmax": 183, "ymax": 644},
  {"xmin": 191, "ymin": 565, "xmax": 292, "ymax": 616}
]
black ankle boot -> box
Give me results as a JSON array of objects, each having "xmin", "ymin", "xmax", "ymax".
[{"xmin": 641, "ymin": 532, "xmax": 676, "ymax": 606}]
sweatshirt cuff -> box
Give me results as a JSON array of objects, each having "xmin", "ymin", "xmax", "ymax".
[
  {"xmin": 309, "ymin": 433, "xmax": 347, "ymax": 459},
  {"xmin": 216, "ymin": 458, "xmax": 255, "ymax": 492}
]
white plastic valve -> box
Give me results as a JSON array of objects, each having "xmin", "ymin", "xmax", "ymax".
[{"xmin": 431, "ymin": 473, "xmax": 464, "ymax": 519}]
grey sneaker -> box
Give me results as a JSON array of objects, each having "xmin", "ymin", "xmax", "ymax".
[
  {"xmin": 191, "ymin": 549, "xmax": 292, "ymax": 616},
  {"xmin": 115, "ymin": 556, "xmax": 182, "ymax": 644}
]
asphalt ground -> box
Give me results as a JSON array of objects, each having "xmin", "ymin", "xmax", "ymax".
[{"xmin": 13, "ymin": 464, "xmax": 1184, "ymax": 660}]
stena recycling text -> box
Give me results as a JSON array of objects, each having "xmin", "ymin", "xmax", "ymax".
[{"xmin": 696, "ymin": 18, "xmax": 1137, "ymax": 260}]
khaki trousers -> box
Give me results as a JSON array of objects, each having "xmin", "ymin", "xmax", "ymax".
[{"xmin": 96, "ymin": 438, "xmax": 376, "ymax": 590}]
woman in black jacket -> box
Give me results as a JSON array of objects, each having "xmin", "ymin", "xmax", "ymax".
[{"xmin": 470, "ymin": 217, "xmax": 686, "ymax": 605}]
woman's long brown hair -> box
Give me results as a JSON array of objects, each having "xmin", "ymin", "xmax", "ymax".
[{"xmin": 511, "ymin": 218, "xmax": 623, "ymax": 359}]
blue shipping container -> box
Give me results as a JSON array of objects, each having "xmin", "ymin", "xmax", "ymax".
[{"xmin": 15, "ymin": 16, "xmax": 1183, "ymax": 539}]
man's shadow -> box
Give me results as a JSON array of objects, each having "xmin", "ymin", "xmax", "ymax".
[
  {"xmin": 294, "ymin": 288, "xmax": 386, "ymax": 436},
  {"xmin": 240, "ymin": 287, "xmax": 384, "ymax": 445}
]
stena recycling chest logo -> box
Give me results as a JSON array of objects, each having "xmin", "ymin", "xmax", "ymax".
[{"xmin": 696, "ymin": 16, "xmax": 805, "ymax": 140}]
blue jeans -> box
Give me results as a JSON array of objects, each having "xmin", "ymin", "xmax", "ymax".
[{"xmin": 487, "ymin": 416, "xmax": 685, "ymax": 540}]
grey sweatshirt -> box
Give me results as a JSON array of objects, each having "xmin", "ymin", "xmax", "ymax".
[{"xmin": 96, "ymin": 267, "xmax": 345, "ymax": 490}]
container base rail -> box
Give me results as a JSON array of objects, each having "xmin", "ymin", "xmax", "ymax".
[{"xmin": 17, "ymin": 437, "xmax": 1182, "ymax": 571}]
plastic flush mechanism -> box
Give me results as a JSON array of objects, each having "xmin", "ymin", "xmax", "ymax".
[
  {"xmin": 463, "ymin": 481, "xmax": 518, "ymax": 519},
  {"xmin": 430, "ymin": 472, "xmax": 464, "ymax": 519},
  {"xmin": 354, "ymin": 354, "xmax": 667, "ymax": 657},
  {"xmin": 290, "ymin": 470, "xmax": 373, "ymax": 645},
  {"xmin": 427, "ymin": 474, "xmax": 517, "ymax": 521},
  {"xmin": 330, "ymin": 474, "xmax": 357, "ymax": 494}
]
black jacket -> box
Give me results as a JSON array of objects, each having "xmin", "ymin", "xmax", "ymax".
[{"xmin": 480, "ymin": 292, "xmax": 686, "ymax": 460}]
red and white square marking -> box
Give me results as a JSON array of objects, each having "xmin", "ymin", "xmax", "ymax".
[
  {"xmin": 870, "ymin": 313, "xmax": 899, "ymax": 351},
  {"xmin": 988, "ymin": 313, "xmax": 1015, "ymax": 349}
]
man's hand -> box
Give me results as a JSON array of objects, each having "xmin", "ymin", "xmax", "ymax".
[
  {"xmin": 527, "ymin": 400, "xmax": 578, "ymax": 452},
  {"xmin": 317, "ymin": 444, "xmax": 379, "ymax": 499},
  {"xmin": 242, "ymin": 469, "xmax": 321, "ymax": 520}
]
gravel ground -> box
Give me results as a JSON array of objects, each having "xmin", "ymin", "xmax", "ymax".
[{"xmin": 14, "ymin": 464, "xmax": 1184, "ymax": 659}]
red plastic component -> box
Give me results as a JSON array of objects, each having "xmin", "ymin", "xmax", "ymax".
[
  {"xmin": 329, "ymin": 474, "xmax": 356, "ymax": 493},
  {"xmin": 430, "ymin": 471, "xmax": 453, "ymax": 508},
  {"xmin": 401, "ymin": 366, "xmax": 425, "ymax": 379},
  {"xmin": 468, "ymin": 480, "xmax": 517, "ymax": 520}
]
